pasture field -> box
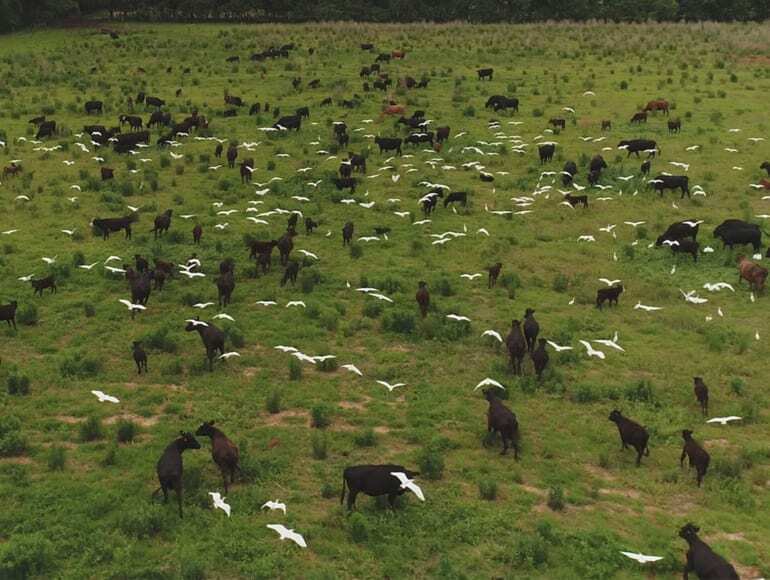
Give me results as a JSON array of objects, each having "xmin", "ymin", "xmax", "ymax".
[{"xmin": 1, "ymin": 21, "xmax": 770, "ymax": 579}]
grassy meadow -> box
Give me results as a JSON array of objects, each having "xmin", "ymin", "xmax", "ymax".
[{"xmin": 0, "ymin": 21, "xmax": 769, "ymax": 579}]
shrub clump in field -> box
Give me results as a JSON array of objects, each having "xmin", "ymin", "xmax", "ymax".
[
  {"xmin": 479, "ymin": 479, "xmax": 498, "ymax": 500},
  {"xmin": 116, "ymin": 420, "xmax": 138, "ymax": 443},
  {"xmin": 6, "ymin": 374, "xmax": 30, "ymax": 396},
  {"xmin": 311, "ymin": 405, "xmax": 331, "ymax": 429},
  {"xmin": 0, "ymin": 416, "xmax": 26, "ymax": 457},
  {"xmin": 288, "ymin": 358, "xmax": 302, "ymax": 381},
  {"xmin": 79, "ymin": 416, "xmax": 103, "ymax": 442},
  {"xmin": 547, "ymin": 486, "xmax": 565, "ymax": 511},
  {"xmin": 47, "ymin": 446, "xmax": 67, "ymax": 471},
  {"xmin": 266, "ymin": 390, "xmax": 282, "ymax": 414},
  {"xmin": 311, "ymin": 432, "xmax": 328, "ymax": 459}
]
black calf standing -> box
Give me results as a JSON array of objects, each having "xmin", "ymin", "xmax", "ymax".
[
  {"xmin": 132, "ymin": 341, "xmax": 148, "ymax": 374},
  {"xmin": 281, "ymin": 261, "xmax": 299, "ymax": 286},
  {"xmin": 596, "ymin": 285, "xmax": 623, "ymax": 308},
  {"xmin": 608, "ymin": 410, "xmax": 649, "ymax": 466},
  {"xmin": 680, "ymin": 430, "xmax": 710, "ymax": 487},
  {"xmin": 531, "ymin": 338, "xmax": 549, "ymax": 380},
  {"xmin": 0, "ymin": 301, "xmax": 18, "ymax": 330},
  {"xmin": 523, "ymin": 308, "xmax": 539, "ymax": 352},
  {"xmin": 693, "ymin": 377, "xmax": 709, "ymax": 416},
  {"xmin": 679, "ymin": 523, "xmax": 738, "ymax": 580},
  {"xmin": 185, "ymin": 319, "xmax": 225, "ymax": 371},
  {"xmin": 216, "ymin": 260, "xmax": 235, "ymax": 307},
  {"xmin": 153, "ymin": 431, "xmax": 201, "ymax": 518},
  {"xmin": 342, "ymin": 222, "xmax": 354, "ymax": 246},
  {"xmin": 483, "ymin": 388, "xmax": 520, "ymax": 458},
  {"xmin": 415, "ymin": 281, "xmax": 430, "ymax": 318},
  {"xmin": 505, "ymin": 320, "xmax": 527, "ymax": 376},
  {"xmin": 487, "ymin": 262, "xmax": 502, "ymax": 288},
  {"xmin": 31, "ymin": 276, "xmax": 57, "ymax": 297}
]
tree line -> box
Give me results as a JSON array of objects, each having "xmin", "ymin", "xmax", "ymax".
[{"xmin": 1, "ymin": 0, "xmax": 768, "ymax": 33}]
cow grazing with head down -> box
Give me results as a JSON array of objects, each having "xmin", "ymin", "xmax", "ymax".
[
  {"xmin": 340, "ymin": 464, "xmax": 420, "ymax": 511},
  {"xmin": 644, "ymin": 99, "xmax": 670, "ymax": 115},
  {"xmin": 31, "ymin": 276, "xmax": 57, "ymax": 297},
  {"xmin": 737, "ymin": 255, "xmax": 768, "ymax": 291},
  {"xmin": 651, "ymin": 174, "xmax": 689, "ymax": 198},
  {"xmin": 630, "ymin": 111, "xmax": 647, "ymax": 124},
  {"xmin": 483, "ymin": 388, "xmax": 520, "ymax": 458},
  {"xmin": 36, "ymin": 120, "xmax": 56, "ymax": 139},
  {"xmin": 562, "ymin": 161, "xmax": 577, "ymax": 185},
  {"xmin": 538, "ymin": 143, "xmax": 555, "ymax": 164},
  {"xmin": 93, "ymin": 215, "xmax": 137, "ymax": 240},
  {"xmin": 608, "ymin": 410, "xmax": 649, "ymax": 466},
  {"xmin": 374, "ymin": 136, "xmax": 402, "ymax": 156},
  {"xmin": 185, "ymin": 318, "xmax": 225, "ymax": 371},
  {"xmin": 656, "ymin": 220, "xmax": 699, "ymax": 246},
  {"xmin": 443, "ymin": 191, "xmax": 467, "ymax": 208},
  {"xmin": 596, "ymin": 285, "xmax": 623, "ymax": 308},
  {"xmin": 679, "ymin": 523, "xmax": 738, "ymax": 580},
  {"xmin": 151, "ymin": 210, "xmax": 173, "ymax": 239},
  {"xmin": 668, "ymin": 118, "xmax": 682, "ymax": 134}
]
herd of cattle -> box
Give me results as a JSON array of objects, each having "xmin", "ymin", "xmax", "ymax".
[{"xmin": 3, "ymin": 37, "xmax": 768, "ymax": 577}]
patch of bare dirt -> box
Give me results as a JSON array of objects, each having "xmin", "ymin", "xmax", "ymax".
[
  {"xmin": 263, "ymin": 410, "xmax": 310, "ymax": 426},
  {"xmin": 0, "ymin": 456, "xmax": 33, "ymax": 464},
  {"xmin": 242, "ymin": 367, "xmax": 258, "ymax": 378},
  {"xmin": 104, "ymin": 414, "xmax": 160, "ymax": 427},
  {"xmin": 338, "ymin": 400, "xmax": 367, "ymax": 411},
  {"xmin": 519, "ymin": 484, "xmax": 547, "ymax": 497},
  {"xmin": 584, "ymin": 464, "xmax": 616, "ymax": 481},
  {"xmin": 598, "ymin": 487, "xmax": 640, "ymax": 499},
  {"xmin": 373, "ymin": 426, "xmax": 391, "ymax": 434},
  {"xmin": 55, "ymin": 415, "xmax": 84, "ymax": 424}
]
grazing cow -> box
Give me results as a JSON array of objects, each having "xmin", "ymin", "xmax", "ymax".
[
  {"xmin": 630, "ymin": 111, "xmax": 647, "ymax": 124},
  {"xmin": 342, "ymin": 222, "xmax": 354, "ymax": 247},
  {"xmin": 193, "ymin": 224, "xmax": 202, "ymax": 245},
  {"xmin": 716, "ymin": 225, "xmax": 762, "ymax": 252},
  {"xmin": 406, "ymin": 132, "xmax": 434, "ymax": 147},
  {"xmin": 277, "ymin": 230, "xmax": 296, "ymax": 265},
  {"xmin": 643, "ymin": 99, "xmax": 670, "ymax": 115},
  {"xmin": 296, "ymin": 106, "xmax": 310, "ymax": 119},
  {"xmin": 538, "ymin": 143, "xmax": 555, "ymax": 164},
  {"xmin": 31, "ymin": 276, "xmax": 57, "ymax": 297},
  {"xmin": 341, "ymin": 464, "xmax": 420, "ymax": 511},
  {"xmin": 280, "ymin": 261, "xmax": 299, "ymax": 287},
  {"xmin": 100, "ymin": 167, "xmax": 114, "ymax": 181},
  {"xmin": 679, "ymin": 523, "xmax": 738, "ymax": 580},
  {"xmin": 618, "ymin": 139, "xmax": 657, "ymax": 158},
  {"xmin": 486, "ymin": 262, "xmax": 502, "ymax": 288},
  {"xmin": 84, "ymin": 124, "xmax": 107, "ymax": 136},
  {"xmin": 247, "ymin": 239, "xmax": 278, "ymax": 261},
  {"xmin": 308, "ymin": 79, "xmax": 320, "ymax": 89},
  {"xmin": 443, "ymin": 191, "xmax": 467, "ymax": 208},
  {"xmin": 3, "ymin": 164, "xmax": 21, "ymax": 178},
  {"xmin": 601, "ymin": 120, "xmax": 612, "ymax": 130},
  {"xmin": 216, "ymin": 264, "xmax": 235, "ymax": 307},
  {"xmin": 134, "ymin": 254, "xmax": 149, "ymax": 273},
  {"xmin": 151, "ymin": 268, "xmax": 167, "ymax": 291},
  {"xmin": 274, "ymin": 114, "xmax": 301, "ymax": 131},
  {"xmin": 588, "ymin": 170, "xmax": 602, "ymax": 186},
  {"xmin": 226, "ymin": 145, "xmax": 238, "ymax": 168},
  {"xmin": 415, "ymin": 281, "xmax": 429, "ymax": 318},
  {"xmin": 36, "ymin": 120, "xmax": 56, "ymax": 139},
  {"xmin": 562, "ymin": 160, "xmax": 578, "ymax": 185},
  {"xmin": 589, "ymin": 155, "xmax": 607, "ymax": 173},
  {"xmin": 132, "ymin": 341, "xmax": 148, "ymax": 374},
  {"xmin": 333, "ymin": 177, "xmax": 357, "ymax": 192},
  {"xmin": 523, "ymin": 308, "xmax": 539, "ymax": 352},
  {"xmin": 375, "ymin": 53, "xmax": 391, "ymax": 62},
  {"xmin": 680, "ymin": 430, "xmax": 709, "ymax": 487},
  {"xmin": 737, "ymin": 255, "xmax": 768, "ymax": 291},
  {"xmin": 505, "ymin": 320, "xmax": 527, "ymax": 376},
  {"xmin": 761, "ymin": 161, "xmax": 770, "ymax": 176},
  {"xmin": 240, "ymin": 158, "xmax": 254, "ymax": 183},
  {"xmin": 28, "ymin": 115, "xmax": 45, "ymax": 125},
  {"xmin": 671, "ymin": 239, "xmax": 699, "ymax": 262},
  {"xmin": 693, "ymin": 377, "xmax": 709, "ymax": 416},
  {"xmin": 483, "ymin": 388, "xmax": 520, "ymax": 457},
  {"xmin": 0, "ymin": 301, "xmax": 18, "ymax": 330},
  {"xmin": 565, "ymin": 193, "xmax": 588, "ymax": 208},
  {"xmin": 153, "ymin": 432, "xmax": 201, "ymax": 518},
  {"xmin": 120, "ymin": 115, "xmax": 143, "ymax": 131},
  {"xmin": 185, "ymin": 318, "xmax": 225, "ymax": 371},
  {"xmin": 360, "ymin": 66, "xmax": 371, "ymax": 77},
  {"xmin": 85, "ymin": 100, "xmax": 103, "ymax": 115},
  {"xmin": 374, "ymin": 137, "xmax": 402, "ymax": 156},
  {"xmin": 320, "ymin": 97, "xmax": 332, "ymax": 106},
  {"xmin": 477, "ymin": 68, "xmax": 493, "ymax": 80},
  {"xmin": 151, "ymin": 209, "xmax": 173, "ymax": 239},
  {"xmin": 651, "ymin": 174, "xmax": 689, "ymax": 198},
  {"xmin": 421, "ymin": 191, "xmax": 442, "ymax": 215},
  {"xmin": 640, "ymin": 159, "xmax": 651, "ymax": 175},
  {"xmin": 531, "ymin": 338, "xmax": 549, "ymax": 380},
  {"xmin": 596, "ymin": 285, "xmax": 623, "ymax": 308},
  {"xmin": 608, "ymin": 410, "xmax": 649, "ymax": 466},
  {"xmin": 485, "ymin": 95, "xmax": 519, "ymax": 112},
  {"xmin": 126, "ymin": 268, "xmax": 151, "ymax": 313},
  {"xmin": 398, "ymin": 116, "xmax": 423, "ymax": 130},
  {"xmin": 339, "ymin": 161, "xmax": 352, "ymax": 178},
  {"xmin": 195, "ymin": 421, "xmax": 241, "ymax": 493},
  {"xmin": 148, "ymin": 111, "xmax": 171, "ymax": 128},
  {"xmin": 145, "ymin": 96, "xmax": 165, "ymax": 108},
  {"xmin": 114, "ymin": 130, "xmax": 150, "ymax": 153},
  {"xmin": 348, "ymin": 153, "xmax": 366, "ymax": 173},
  {"xmin": 668, "ymin": 118, "xmax": 682, "ymax": 134},
  {"xmin": 656, "ymin": 220, "xmax": 700, "ymax": 246},
  {"xmin": 226, "ymin": 55, "xmax": 239, "ymax": 63},
  {"xmin": 305, "ymin": 218, "xmax": 318, "ymax": 234},
  {"xmin": 549, "ymin": 118, "xmax": 566, "ymax": 130},
  {"xmin": 223, "ymin": 109, "xmax": 237, "ymax": 118},
  {"xmin": 360, "ymin": 43, "xmax": 374, "ymax": 50},
  {"xmin": 436, "ymin": 126, "xmax": 450, "ymax": 143}
]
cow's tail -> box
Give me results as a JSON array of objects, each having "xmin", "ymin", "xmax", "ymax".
[{"xmin": 340, "ymin": 472, "xmax": 347, "ymax": 505}]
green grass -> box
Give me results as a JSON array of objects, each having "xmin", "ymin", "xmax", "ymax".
[{"xmin": 0, "ymin": 21, "xmax": 769, "ymax": 579}]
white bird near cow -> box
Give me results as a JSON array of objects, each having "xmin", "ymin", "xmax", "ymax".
[
  {"xmin": 620, "ymin": 552, "xmax": 663, "ymax": 564},
  {"xmin": 481, "ymin": 330, "xmax": 503, "ymax": 343},
  {"xmin": 261, "ymin": 500, "xmax": 287, "ymax": 514},
  {"xmin": 213, "ymin": 313, "xmax": 235, "ymax": 321},
  {"xmin": 376, "ymin": 380, "xmax": 406, "ymax": 392},
  {"xmin": 341, "ymin": 364, "xmax": 363, "ymax": 376},
  {"xmin": 634, "ymin": 302, "xmax": 663, "ymax": 312},
  {"xmin": 118, "ymin": 299, "xmax": 146, "ymax": 312},
  {"xmin": 266, "ymin": 524, "xmax": 306, "ymax": 548},
  {"xmin": 706, "ymin": 416, "xmax": 742, "ymax": 425},
  {"xmin": 208, "ymin": 492, "xmax": 231, "ymax": 517},
  {"xmin": 446, "ymin": 314, "xmax": 471, "ymax": 322},
  {"xmin": 474, "ymin": 377, "xmax": 505, "ymax": 391},
  {"xmin": 598, "ymin": 278, "xmax": 621, "ymax": 286},
  {"xmin": 546, "ymin": 341, "xmax": 573, "ymax": 352},
  {"xmin": 461, "ymin": 273, "xmax": 483, "ymax": 280},
  {"xmin": 218, "ymin": 352, "xmax": 240, "ymax": 360},
  {"xmin": 390, "ymin": 471, "xmax": 425, "ymax": 501},
  {"xmin": 286, "ymin": 301, "xmax": 306, "ymax": 308},
  {"xmin": 579, "ymin": 340, "xmax": 606, "ymax": 359}
]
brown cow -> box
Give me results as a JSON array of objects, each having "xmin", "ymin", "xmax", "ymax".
[
  {"xmin": 760, "ymin": 179, "xmax": 770, "ymax": 190},
  {"xmin": 382, "ymin": 104, "xmax": 406, "ymax": 116},
  {"xmin": 101, "ymin": 167, "xmax": 114, "ymax": 181},
  {"xmin": 643, "ymin": 99, "xmax": 670, "ymax": 115},
  {"xmin": 2, "ymin": 164, "xmax": 21, "ymax": 178},
  {"xmin": 737, "ymin": 255, "xmax": 768, "ymax": 292},
  {"xmin": 391, "ymin": 50, "xmax": 406, "ymax": 59}
]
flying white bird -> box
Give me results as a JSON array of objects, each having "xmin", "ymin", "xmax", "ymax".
[
  {"xmin": 274, "ymin": 345, "xmax": 297, "ymax": 353},
  {"xmin": 376, "ymin": 380, "xmax": 406, "ymax": 392},
  {"xmin": 298, "ymin": 249, "xmax": 318, "ymax": 260},
  {"xmin": 105, "ymin": 266, "xmax": 126, "ymax": 274},
  {"xmin": 579, "ymin": 340, "xmax": 605, "ymax": 359},
  {"xmin": 2, "ymin": 229, "xmax": 19, "ymax": 235},
  {"xmin": 119, "ymin": 299, "xmax": 146, "ymax": 312},
  {"xmin": 481, "ymin": 330, "xmax": 503, "ymax": 343},
  {"xmin": 446, "ymin": 314, "xmax": 471, "ymax": 322},
  {"xmin": 213, "ymin": 314, "xmax": 235, "ymax": 322},
  {"xmin": 209, "ymin": 492, "xmax": 231, "ymax": 517},
  {"xmin": 703, "ymin": 282, "xmax": 734, "ymax": 292},
  {"xmin": 624, "ymin": 221, "xmax": 645, "ymax": 227},
  {"xmin": 261, "ymin": 500, "xmax": 287, "ymax": 514},
  {"xmin": 41, "ymin": 256, "xmax": 57, "ymax": 265},
  {"xmin": 390, "ymin": 471, "xmax": 425, "ymax": 501},
  {"xmin": 255, "ymin": 301, "xmax": 277, "ymax": 307},
  {"xmin": 286, "ymin": 301, "xmax": 306, "ymax": 308},
  {"xmin": 634, "ymin": 302, "xmax": 663, "ymax": 312},
  {"xmin": 680, "ymin": 289, "xmax": 709, "ymax": 305},
  {"xmin": 598, "ymin": 278, "xmax": 621, "ymax": 286},
  {"xmin": 341, "ymin": 364, "xmax": 363, "ymax": 376},
  {"xmin": 460, "ymin": 273, "xmax": 483, "ymax": 280},
  {"xmin": 266, "ymin": 524, "xmax": 306, "ymax": 548},
  {"xmin": 218, "ymin": 352, "xmax": 241, "ymax": 360},
  {"xmin": 706, "ymin": 416, "xmax": 742, "ymax": 425},
  {"xmin": 91, "ymin": 390, "xmax": 119, "ymax": 403},
  {"xmin": 577, "ymin": 235, "xmax": 596, "ymax": 242},
  {"xmin": 185, "ymin": 319, "xmax": 209, "ymax": 327},
  {"xmin": 474, "ymin": 377, "xmax": 505, "ymax": 391},
  {"xmin": 620, "ymin": 552, "xmax": 663, "ymax": 564},
  {"xmin": 78, "ymin": 262, "xmax": 98, "ymax": 270},
  {"xmin": 546, "ymin": 341, "xmax": 573, "ymax": 352},
  {"xmin": 593, "ymin": 332, "xmax": 625, "ymax": 352},
  {"xmin": 370, "ymin": 293, "xmax": 393, "ymax": 303}
]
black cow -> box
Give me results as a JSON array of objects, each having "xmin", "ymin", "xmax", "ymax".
[
  {"xmin": 651, "ymin": 174, "xmax": 689, "ymax": 198},
  {"xmin": 185, "ymin": 319, "xmax": 225, "ymax": 371},
  {"xmin": 589, "ymin": 155, "xmax": 607, "ymax": 173},
  {"xmin": 348, "ymin": 153, "xmax": 366, "ymax": 173},
  {"xmin": 618, "ymin": 139, "xmax": 657, "ymax": 158},
  {"xmin": 406, "ymin": 132, "xmax": 434, "ymax": 147},
  {"xmin": 640, "ymin": 159, "xmax": 651, "ymax": 175},
  {"xmin": 549, "ymin": 118, "xmax": 566, "ymax": 130},
  {"xmin": 679, "ymin": 524, "xmax": 738, "ymax": 579},
  {"xmin": 608, "ymin": 410, "xmax": 649, "ymax": 466},
  {"xmin": 342, "ymin": 222, "xmax": 354, "ymax": 246},
  {"xmin": 132, "ymin": 341, "xmax": 148, "ymax": 374},
  {"xmin": 340, "ymin": 465, "xmax": 421, "ymax": 510},
  {"xmin": 523, "ymin": 308, "xmax": 539, "ymax": 352},
  {"xmin": 693, "ymin": 377, "xmax": 709, "ymax": 416},
  {"xmin": 153, "ymin": 432, "xmax": 201, "ymax": 518},
  {"xmin": 148, "ymin": 111, "xmax": 171, "ymax": 128},
  {"xmin": 145, "ymin": 96, "xmax": 165, "ymax": 108},
  {"xmin": 538, "ymin": 144, "xmax": 555, "ymax": 164},
  {"xmin": 92, "ymin": 215, "xmax": 136, "ymax": 240},
  {"xmin": 374, "ymin": 137, "xmax": 402, "ymax": 155},
  {"xmin": 596, "ymin": 285, "xmax": 623, "ymax": 308},
  {"xmin": 280, "ymin": 261, "xmax": 299, "ymax": 287},
  {"xmin": 656, "ymin": 220, "xmax": 699, "ymax": 246},
  {"xmin": 680, "ymin": 430, "xmax": 709, "ymax": 487},
  {"xmin": 668, "ymin": 118, "xmax": 682, "ymax": 134},
  {"xmin": 477, "ymin": 68, "xmax": 493, "ymax": 80},
  {"xmin": 85, "ymin": 100, "xmax": 103, "ymax": 115},
  {"xmin": 531, "ymin": 338, "xmax": 549, "ymax": 380},
  {"xmin": 296, "ymin": 106, "xmax": 310, "ymax": 119},
  {"xmin": 274, "ymin": 115, "xmax": 301, "ymax": 131},
  {"xmin": 436, "ymin": 126, "xmax": 450, "ymax": 143},
  {"xmin": 443, "ymin": 191, "xmax": 467, "ymax": 208},
  {"xmin": 0, "ymin": 300, "xmax": 18, "ymax": 330},
  {"xmin": 562, "ymin": 161, "xmax": 577, "ymax": 185},
  {"xmin": 84, "ymin": 124, "xmax": 107, "ymax": 136},
  {"xmin": 333, "ymin": 177, "xmax": 357, "ymax": 192},
  {"xmin": 36, "ymin": 120, "xmax": 56, "ymax": 139},
  {"xmin": 483, "ymin": 388, "xmax": 520, "ymax": 457},
  {"xmin": 485, "ymin": 95, "xmax": 519, "ymax": 112},
  {"xmin": 713, "ymin": 221, "xmax": 762, "ymax": 251},
  {"xmin": 670, "ymin": 239, "xmax": 699, "ymax": 262},
  {"xmin": 31, "ymin": 276, "xmax": 57, "ymax": 297}
]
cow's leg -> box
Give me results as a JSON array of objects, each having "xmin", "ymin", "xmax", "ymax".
[
  {"xmin": 175, "ymin": 481, "xmax": 184, "ymax": 518},
  {"xmin": 388, "ymin": 493, "xmax": 398, "ymax": 509},
  {"xmin": 346, "ymin": 489, "xmax": 358, "ymax": 511}
]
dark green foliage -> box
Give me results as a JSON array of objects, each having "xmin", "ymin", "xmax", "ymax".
[
  {"xmin": 0, "ymin": 416, "xmax": 26, "ymax": 457},
  {"xmin": 348, "ymin": 513, "xmax": 369, "ymax": 543},
  {"xmin": 116, "ymin": 420, "xmax": 138, "ymax": 443},
  {"xmin": 418, "ymin": 443, "xmax": 445, "ymax": 480},
  {"xmin": 60, "ymin": 352, "xmax": 102, "ymax": 378},
  {"xmin": 353, "ymin": 429, "xmax": 377, "ymax": 447},
  {"xmin": 311, "ymin": 432, "xmax": 328, "ymax": 459},
  {"xmin": 478, "ymin": 479, "xmax": 497, "ymax": 500},
  {"xmin": 311, "ymin": 405, "xmax": 331, "ymax": 429},
  {"xmin": 47, "ymin": 446, "xmax": 66, "ymax": 471},
  {"xmin": 547, "ymin": 486, "xmax": 565, "ymax": 511},
  {"xmin": 288, "ymin": 358, "xmax": 302, "ymax": 381},
  {"xmin": 6, "ymin": 373, "xmax": 30, "ymax": 395},
  {"xmin": 266, "ymin": 390, "xmax": 282, "ymax": 414},
  {"xmin": 16, "ymin": 303, "xmax": 38, "ymax": 325},
  {"xmin": 79, "ymin": 416, "xmax": 103, "ymax": 442},
  {"xmin": 142, "ymin": 327, "xmax": 178, "ymax": 353},
  {"xmin": 382, "ymin": 309, "xmax": 416, "ymax": 335},
  {"xmin": 0, "ymin": 533, "xmax": 54, "ymax": 578}
]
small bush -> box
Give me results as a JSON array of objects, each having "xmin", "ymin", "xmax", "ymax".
[
  {"xmin": 311, "ymin": 432, "xmax": 328, "ymax": 459},
  {"xmin": 7, "ymin": 374, "xmax": 30, "ymax": 396},
  {"xmin": 288, "ymin": 358, "xmax": 302, "ymax": 381},
  {"xmin": 0, "ymin": 533, "xmax": 54, "ymax": 577},
  {"xmin": 363, "ymin": 301, "xmax": 383, "ymax": 318},
  {"xmin": 311, "ymin": 405, "xmax": 331, "ymax": 429},
  {"xmin": 418, "ymin": 445, "xmax": 445, "ymax": 480},
  {"xmin": 47, "ymin": 446, "xmax": 67, "ymax": 471},
  {"xmin": 730, "ymin": 378, "xmax": 745, "ymax": 396},
  {"xmin": 513, "ymin": 534, "xmax": 549, "ymax": 568},
  {"xmin": 116, "ymin": 420, "xmax": 138, "ymax": 443},
  {"xmin": 181, "ymin": 559, "xmax": 206, "ymax": 580},
  {"xmin": 60, "ymin": 352, "xmax": 102, "ymax": 378},
  {"xmin": 83, "ymin": 303, "xmax": 96, "ymax": 317},
  {"xmin": 551, "ymin": 273, "xmax": 569, "ymax": 293},
  {"xmin": 117, "ymin": 503, "xmax": 167, "ymax": 539},
  {"xmin": 349, "ymin": 244, "xmax": 363, "ymax": 259},
  {"xmin": 142, "ymin": 327, "xmax": 178, "ymax": 353},
  {"xmin": 79, "ymin": 416, "xmax": 103, "ymax": 442},
  {"xmin": 354, "ymin": 429, "xmax": 377, "ymax": 447},
  {"xmin": 0, "ymin": 416, "xmax": 26, "ymax": 457},
  {"xmin": 266, "ymin": 390, "xmax": 282, "ymax": 414},
  {"xmin": 547, "ymin": 486, "xmax": 565, "ymax": 511},
  {"xmin": 16, "ymin": 304, "xmax": 38, "ymax": 326},
  {"xmin": 321, "ymin": 482, "xmax": 336, "ymax": 499},
  {"xmin": 382, "ymin": 309, "xmax": 416, "ymax": 335},
  {"xmin": 317, "ymin": 357, "xmax": 338, "ymax": 372},
  {"xmin": 624, "ymin": 379, "xmax": 655, "ymax": 403},
  {"xmin": 349, "ymin": 513, "xmax": 369, "ymax": 543},
  {"xmin": 479, "ymin": 479, "xmax": 497, "ymax": 500},
  {"xmin": 101, "ymin": 445, "xmax": 117, "ymax": 467}
]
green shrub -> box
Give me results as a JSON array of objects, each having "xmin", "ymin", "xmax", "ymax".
[
  {"xmin": 547, "ymin": 486, "xmax": 565, "ymax": 511},
  {"xmin": 479, "ymin": 479, "xmax": 497, "ymax": 500},
  {"xmin": 0, "ymin": 533, "xmax": 54, "ymax": 578},
  {"xmin": 289, "ymin": 358, "xmax": 302, "ymax": 381},
  {"xmin": 317, "ymin": 357, "xmax": 338, "ymax": 372},
  {"xmin": 311, "ymin": 432, "xmax": 328, "ymax": 459},
  {"xmin": 6, "ymin": 374, "xmax": 30, "ymax": 396},
  {"xmin": 223, "ymin": 326, "xmax": 245, "ymax": 348},
  {"xmin": 117, "ymin": 503, "xmax": 167, "ymax": 539},
  {"xmin": 47, "ymin": 446, "xmax": 67, "ymax": 471},
  {"xmin": 551, "ymin": 273, "xmax": 569, "ymax": 293},
  {"xmin": 418, "ymin": 445, "xmax": 445, "ymax": 480},
  {"xmin": 266, "ymin": 390, "xmax": 282, "ymax": 414},
  {"xmin": 321, "ymin": 482, "xmax": 337, "ymax": 499},
  {"xmin": 16, "ymin": 304, "xmax": 38, "ymax": 325},
  {"xmin": 363, "ymin": 300, "xmax": 383, "ymax": 318},
  {"xmin": 354, "ymin": 429, "xmax": 377, "ymax": 447},
  {"xmin": 83, "ymin": 303, "xmax": 96, "ymax": 317},
  {"xmin": 382, "ymin": 309, "xmax": 416, "ymax": 335},
  {"xmin": 116, "ymin": 420, "xmax": 138, "ymax": 443},
  {"xmin": 142, "ymin": 327, "xmax": 178, "ymax": 353},
  {"xmin": 101, "ymin": 445, "xmax": 118, "ymax": 467},
  {"xmin": 0, "ymin": 416, "xmax": 26, "ymax": 457},
  {"xmin": 348, "ymin": 513, "xmax": 369, "ymax": 543},
  {"xmin": 311, "ymin": 405, "xmax": 331, "ymax": 429},
  {"xmin": 350, "ymin": 244, "xmax": 363, "ymax": 259},
  {"xmin": 181, "ymin": 559, "xmax": 206, "ymax": 580},
  {"xmin": 730, "ymin": 377, "xmax": 745, "ymax": 396},
  {"xmin": 624, "ymin": 379, "xmax": 655, "ymax": 403},
  {"xmin": 512, "ymin": 534, "xmax": 549, "ymax": 568},
  {"xmin": 60, "ymin": 352, "xmax": 102, "ymax": 378},
  {"xmin": 79, "ymin": 416, "xmax": 103, "ymax": 442}
]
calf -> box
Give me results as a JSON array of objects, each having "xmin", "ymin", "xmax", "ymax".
[
  {"xmin": 226, "ymin": 145, "xmax": 238, "ymax": 168},
  {"xmin": 549, "ymin": 118, "xmax": 566, "ymax": 130},
  {"xmin": 153, "ymin": 432, "xmax": 201, "ymax": 518},
  {"xmin": 641, "ymin": 159, "xmax": 651, "ymax": 175},
  {"xmin": 415, "ymin": 281, "xmax": 429, "ymax": 318},
  {"xmin": 277, "ymin": 230, "xmax": 296, "ymax": 265},
  {"xmin": 483, "ymin": 388, "xmax": 520, "ymax": 458},
  {"xmin": 216, "ymin": 263, "xmax": 235, "ymax": 307},
  {"xmin": 523, "ymin": 308, "xmax": 539, "ymax": 352},
  {"xmin": 693, "ymin": 377, "xmax": 709, "ymax": 416},
  {"xmin": 185, "ymin": 318, "xmax": 226, "ymax": 371},
  {"xmin": 608, "ymin": 410, "xmax": 649, "ymax": 466},
  {"xmin": 280, "ymin": 261, "xmax": 299, "ymax": 287},
  {"xmin": 305, "ymin": 217, "xmax": 318, "ymax": 234},
  {"xmin": 596, "ymin": 284, "xmax": 623, "ymax": 308},
  {"xmin": 680, "ymin": 430, "xmax": 709, "ymax": 487},
  {"xmin": 601, "ymin": 120, "xmax": 612, "ymax": 131},
  {"xmin": 630, "ymin": 111, "xmax": 647, "ymax": 124},
  {"xmin": 374, "ymin": 136, "xmax": 402, "ymax": 156},
  {"xmin": 248, "ymin": 239, "xmax": 278, "ymax": 261},
  {"xmin": 486, "ymin": 262, "xmax": 502, "ymax": 288},
  {"xmin": 340, "ymin": 464, "xmax": 421, "ymax": 511},
  {"xmin": 100, "ymin": 167, "xmax": 114, "ymax": 181},
  {"xmin": 668, "ymin": 118, "xmax": 682, "ymax": 134},
  {"xmin": 531, "ymin": 338, "xmax": 549, "ymax": 380},
  {"xmin": 506, "ymin": 320, "xmax": 527, "ymax": 375},
  {"xmin": 562, "ymin": 160, "xmax": 577, "ymax": 186},
  {"xmin": 436, "ymin": 126, "xmax": 450, "ymax": 143},
  {"xmin": 193, "ymin": 224, "xmax": 202, "ymax": 245},
  {"xmin": 538, "ymin": 143, "xmax": 555, "ymax": 163},
  {"xmin": 477, "ymin": 68, "xmax": 493, "ymax": 80},
  {"xmin": 132, "ymin": 341, "xmax": 148, "ymax": 374},
  {"xmin": 31, "ymin": 276, "xmax": 56, "ymax": 297},
  {"xmin": 342, "ymin": 222, "xmax": 354, "ymax": 246},
  {"xmin": 333, "ymin": 177, "xmax": 357, "ymax": 192},
  {"xmin": 671, "ymin": 239, "xmax": 699, "ymax": 262},
  {"xmin": 679, "ymin": 523, "xmax": 738, "ymax": 580},
  {"xmin": 0, "ymin": 300, "xmax": 18, "ymax": 330},
  {"xmin": 151, "ymin": 209, "xmax": 173, "ymax": 238},
  {"xmin": 443, "ymin": 191, "xmax": 467, "ymax": 208},
  {"xmin": 564, "ymin": 193, "xmax": 588, "ymax": 208},
  {"xmin": 737, "ymin": 255, "xmax": 768, "ymax": 291},
  {"xmin": 195, "ymin": 421, "xmax": 241, "ymax": 493},
  {"xmin": 656, "ymin": 220, "xmax": 699, "ymax": 246}
]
